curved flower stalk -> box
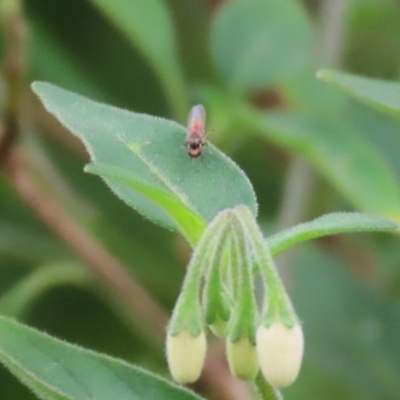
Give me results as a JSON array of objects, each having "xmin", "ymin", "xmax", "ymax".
[
  {"xmin": 166, "ymin": 205, "xmax": 304, "ymax": 389},
  {"xmin": 234, "ymin": 206, "xmax": 304, "ymax": 388},
  {"xmin": 166, "ymin": 209, "xmax": 232, "ymax": 383}
]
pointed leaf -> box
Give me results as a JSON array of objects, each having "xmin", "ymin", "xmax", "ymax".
[
  {"xmin": 268, "ymin": 212, "xmax": 398, "ymax": 256},
  {"xmin": 317, "ymin": 69, "xmax": 400, "ymax": 117},
  {"xmin": 252, "ymin": 110, "xmax": 400, "ymax": 222},
  {"xmin": 32, "ymin": 82, "xmax": 257, "ymax": 245},
  {"xmin": 0, "ymin": 316, "xmax": 204, "ymax": 400},
  {"xmin": 211, "ymin": 0, "xmax": 312, "ymax": 92}
]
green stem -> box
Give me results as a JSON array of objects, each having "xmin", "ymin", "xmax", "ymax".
[
  {"xmin": 254, "ymin": 373, "xmax": 283, "ymax": 400},
  {"xmin": 180, "ymin": 211, "xmax": 231, "ymax": 302},
  {"xmin": 234, "ymin": 206, "xmax": 297, "ymax": 326},
  {"xmin": 231, "ymin": 220, "xmax": 258, "ymax": 335},
  {"xmin": 0, "ymin": 262, "xmax": 88, "ymax": 317},
  {"xmin": 204, "ymin": 227, "xmax": 232, "ymax": 324},
  {"xmin": 168, "ymin": 210, "xmax": 232, "ymax": 335},
  {"xmin": 235, "ymin": 207, "xmax": 282, "ymax": 300}
]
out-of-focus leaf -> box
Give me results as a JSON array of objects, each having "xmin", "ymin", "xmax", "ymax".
[
  {"xmin": 0, "ymin": 222, "xmax": 71, "ymax": 264},
  {"xmin": 211, "ymin": 0, "xmax": 312, "ymax": 92},
  {"xmin": 268, "ymin": 212, "xmax": 397, "ymax": 256},
  {"xmin": 30, "ymin": 22, "xmax": 107, "ymax": 103},
  {"xmin": 346, "ymin": 0, "xmax": 400, "ymax": 80},
  {"xmin": 0, "ymin": 263, "xmax": 87, "ymax": 317},
  {"xmin": 241, "ymin": 108, "xmax": 400, "ymax": 222},
  {"xmin": 290, "ymin": 245, "xmax": 400, "ymax": 399},
  {"xmin": 282, "ymin": 69, "xmax": 346, "ymax": 116},
  {"xmin": 344, "ymin": 100, "xmax": 400, "ymax": 182},
  {"xmin": 32, "ymin": 82, "xmax": 257, "ymax": 245},
  {"xmin": 317, "ymin": 69, "xmax": 400, "ymax": 116},
  {"xmin": 87, "ymin": 0, "xmax": 187, "ymax": 119},
  {"xmin": 0, "ymin": 316, "xmax": 205, "ymax": 400}
]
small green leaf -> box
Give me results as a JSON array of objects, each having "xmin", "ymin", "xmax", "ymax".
[
  {"xmin": 268, "ymin": 212, "xmax": 398, "ymax": 256},
  {"xmin": 88, "ymin": 0, "xmax": 187, "ymax": 119},
  {"xmin": 317, "ymin": 69, "xmax": 400, "ymax": 116},
  {"xmin": 0, "ymin": 316, "xmax": 204, "ymax": 400},
  {"xmin": 32, "ymin": 82, "xmax": 257, "ymax": 245},
  {"xmin": 211, "ymin": 0, "xmax": 312, "ymax": 92}
]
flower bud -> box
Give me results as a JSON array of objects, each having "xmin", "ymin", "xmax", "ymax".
[
  {"xmin": 227, "ymin": 336, "xmax": 259, "ymax": 380},
  {"xmin": 209, "ymin": 315, "xmax": 229, "ymax": 338},
  {"xmin": 166, "ymin": 330, "xmax": 207, "ymax": 384},
  {"xmin": 256, "ymin": 322, "xmax": 304, "ymax": 388}
]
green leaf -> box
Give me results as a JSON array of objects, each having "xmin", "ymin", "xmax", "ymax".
[
  {"xmin": 0, "ymin": 316, "xmax": 205, "ymax": 400},
  {"xmin": 88, "ymin": 0, "xmax": 187, "ymax": 120},
  {"xmin": 251, "ymin": 110, "xmax": 400, "ymax": 222},
  {"xmin": 317, "ymin": 69, "xmax": 400, "ymax": 116},
  {"xmin": 268, "ymin": 212, "xmax": 398, "ymax": 256},
  {"xmin": 85, "ymin": 163, "xmax": 206, "ymax": 245},
  {"xmin": 292, "ymin": 245, "xmax": 400, "ymax": 399},
  {"xmin": 211, "ymin": 0, "xmax": 312, "ymax": 92},
  {"xmin": 32, "ymin": 82, "xmax": 257, "ymax": 245}
]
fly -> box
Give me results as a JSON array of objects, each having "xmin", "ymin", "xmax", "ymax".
[{"xmin": 185, "ymin": 104, "xmax": 206, "ymax": 158}]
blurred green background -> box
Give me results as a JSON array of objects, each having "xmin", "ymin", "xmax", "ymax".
[{"xmin": 1, "ymin": 0, "xmax": 400, "ymax": 399}]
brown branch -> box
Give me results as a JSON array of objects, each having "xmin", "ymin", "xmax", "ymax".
[
  {"xmin": 203, "ymin": 356, "xmax": 253, "ymax": 400},
  {"xmin": 4, "ymin": 151, "xmax": 167, "ymax": 343},
  {"xmin": 0, "ymin": 0, "xmax": 26, "ymax": 165}
]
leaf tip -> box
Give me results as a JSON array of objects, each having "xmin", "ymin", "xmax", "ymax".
[
  {"xmin": 30, "ymin": 80, "xmax": 49, "ymax": 96},
  {"xmin": 316, "ymin": 69, "xmax": 331, "ymax": 82},
  {"xmin": 83, "ymin": 163, "xmax": 95, "ymax": 175}
]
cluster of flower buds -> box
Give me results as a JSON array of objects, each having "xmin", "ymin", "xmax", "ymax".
[{"xmin": 166, "ymin": 205, "xmax": 304, "ymax": 389}]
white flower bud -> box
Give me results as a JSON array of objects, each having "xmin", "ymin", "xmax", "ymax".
[
  {"xmin": 256, "ymin": 323, "xmax": 304, "ymax": 388},
  {"xmin": 227, "ymin": 337, "xmax": 259, "ymax": 380},
  {"xmin": 166, "ymin": 330, "xmax": 207, "ymax": 384}
]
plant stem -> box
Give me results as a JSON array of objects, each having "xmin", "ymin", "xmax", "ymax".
[
  {"xmin": 4, "ymin": 151, "xmax": 169, "ymax": 345},
  {"xmin": 0, "ymin": 262, "xmax": 88, "ymax": 317},
  {"xmin": 276, "ymin": 0, "xmax": 349, "ymax": 270},
  {"xmin": 317, "ymin": 0, "xmax": 348, "ymax": 66},
  {"xmin": 275, "ymin": 158, "xmax": 314, "ymax": 274},
  {"xmin": 0, "ymin": 0, "xmax": 26, "ymax": 165},
  {"xmin": 254, "ymin": 373, "xmax": 283, "ymax": 400}
]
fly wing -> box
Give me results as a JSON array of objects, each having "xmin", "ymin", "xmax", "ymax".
[{"xmin": 187, "ymin": 104, "xmax": 206, "ymax": 137}]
